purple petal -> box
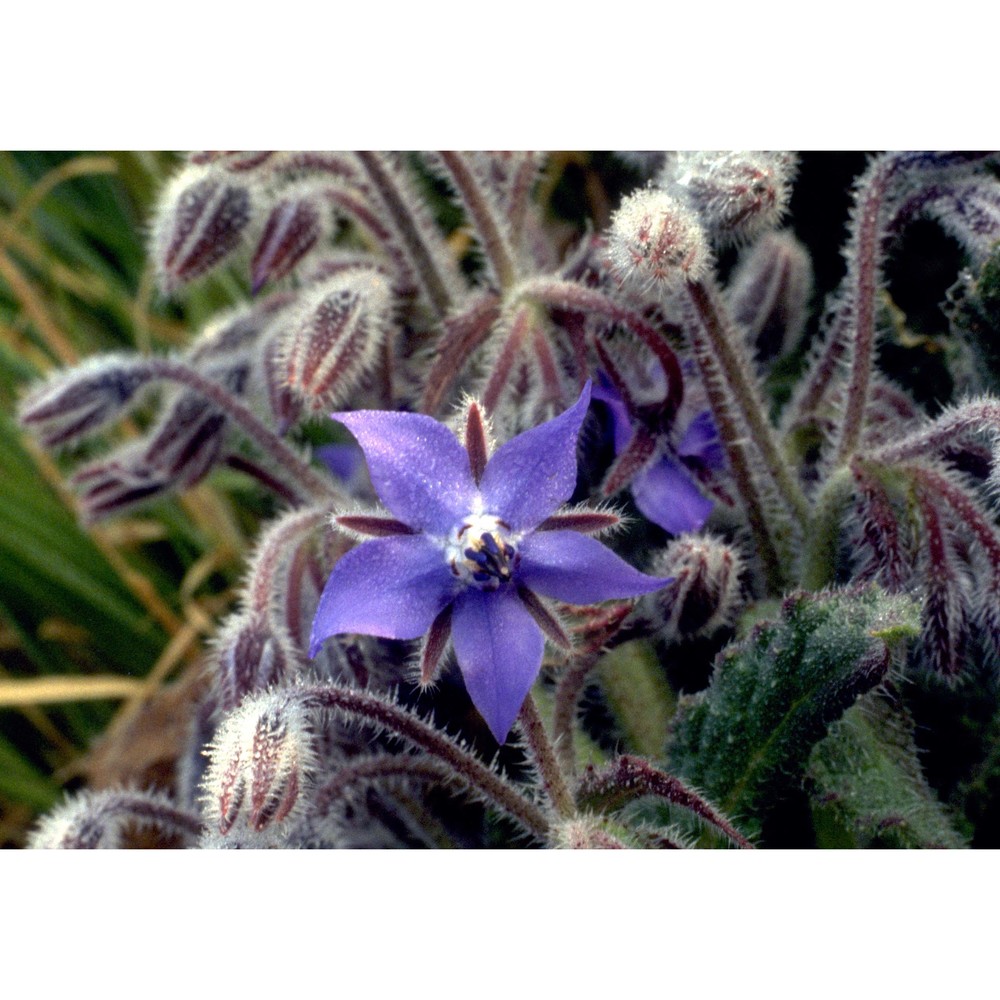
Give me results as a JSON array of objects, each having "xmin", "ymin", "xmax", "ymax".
[
  {"xmin": 315, "ymin": 442, "xmax": 366, "ymax": 484},
  {"xmin": 592, "ymin": 378, "xmax": 632, "ymax": 453},
  {"xmin": 451, "ymin": 588, "xmax": 544, "ymax": 744},
  {"xmin": 331, "ymin": 410, "xmax": 477, "ymax": 534},
  {"xmin": 517, "ymin": 530, "xmax": 671, "ymax": 604},
  {"xmin": 632, "ymin": 457, "xmax": 714, "ymax": 535},
  {"xmin": 309, "ymin": 535, "xmax": 456, "ymax": 653},
  {"xmin": 678, "ymin": 410, "xmax": 725, "ymax": 470},
  {"xmin": 479, "ymin": 382, "xmax": 591, "ymax": 531}
]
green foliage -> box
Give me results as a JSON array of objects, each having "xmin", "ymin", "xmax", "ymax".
[
  {"xmin": 596, "ymin": 638, "xmax": 677, "ymax": 759},
  {"xmin": 0, "ymin": 410, "xmax": 168, "ymax": 675},
  {"xmin": 665, "ymin": 586, "xmax": 920, "ymax": 838},
  {"xmin": 809, "ymin": 694, "xmax": 968, "ymax": 848}
]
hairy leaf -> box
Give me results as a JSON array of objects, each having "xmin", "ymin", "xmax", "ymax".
[
  {"xmin": 809, "ymin": 695, "xmax": 968, "ymax": 849},
  {"xmin": 665, "ymin": 586, "xmax": 919, "ymax": 837}
]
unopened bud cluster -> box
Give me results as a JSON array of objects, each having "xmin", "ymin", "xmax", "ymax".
[{"xmin": 646, "ymin": 535, "xmax": 745, "ymax": 640}]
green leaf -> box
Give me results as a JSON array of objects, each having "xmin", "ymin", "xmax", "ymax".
[
  {"xmin": 809, "ymin": 695, "xmax": 968, "ymax": 849},
  {"xmin": 0, "ymin": 734, "xmax": 60, "ymax": 812},
  {"xmin": 665, "ymin": 585, "xmax": 920, "ymax": 838}
]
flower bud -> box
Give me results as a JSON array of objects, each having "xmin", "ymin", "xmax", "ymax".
[
  {"xmin": 72, "ymin": 444, "xmax": 171, "ymax": 521},
  {"xmin": 646, "ymin": 535, "xmax": 744, "ymax": 639},
  {"xmin": 152, "ymin": 166, "xmax": 253, "ymax": 292},
  {"xmin": 213, "ymin": 612, "xmax": 292, "ymax": 713},
  {"xmin": 727, "ymin": 230, "xmax": 812, "ymax": 360},
  {"xmin": 202, "ymin": 690, "xmax": 315, "ymax": 838},
  {"xmin": 661, "ymin": 151, "xmax": 796, "ymax": 246},
  {"xmin": 606, "ymin": 188, "xmax": 711, "ymax": 292},
  {"xmin": 18, "ymin": 354, "xmax": 153, "ymax": 448},
  {"xmin": 552, "ymin": 816, "xmax": 628, "ymax": 849},
  {"xmin": 281, "ymin": 269, "xmax": 392, "ymax": 413},
  {"xmin": 28, "ymin": 789, "xmax": 201, "ymax": 849},
  {"xmin": 141, "ymin": 388, "xmax": 231, "ymax": 485},
  {"xmin": 251, "ymin": 195, "xmax": 325, "ymax": 293}
]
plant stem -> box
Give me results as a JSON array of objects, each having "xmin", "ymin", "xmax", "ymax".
[
  {"xmin": 145, "ymin": 357, "xmax": 340, "ymax": 505},
  {"xmin": 438, "ymin": 151, "xmax": 518, "ymax": 289},
  {"xmin": 685, "ymin": 310, "xmax": 786, "ymax": 593},
  {"xmin": 300, "ymin": 683, "xmax": 550, "ymax": 840},
  {"xmin": 355, "ymin": 152, "xmax": 458, "ymax": 319},
  {"xmin": 518, "ymin": 691, "xmax": 576, "ymax": 819},
  {"xmin": 686, "ymin": 278, "xmax": 810, "ymax": 528},
  {"xmin": 799, "ymin": 465, "xmax": 856, "ymax": 590}
]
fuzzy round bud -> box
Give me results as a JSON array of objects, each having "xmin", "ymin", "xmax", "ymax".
[
  {"xmin": 152, "ymin": 166, "xmax": 253, "ymax": 293},
  {"xmin": 18, "ymin": 354, "xmax": 154, "ymax": 448},
  {"xmin": 727, "ymin": 229, "xmax": 812, "ymax": 360},
  {"xmin": 645, "ymin": 535, "xmax": 744, "ymax": 640},
  {"xmin": 661, "ymin": 151, "xmax": 796, "ymax": 247},
  {"xmin": 202, "ymin": 690, "xmax": 316, "ymax": 841},
  {"xmin": 606, "ymin": 188, "xmax": 711, "ymax": 292},
  {"xmin": 281, "ymin": 269, "xmax": 392, "ymax": 413}
]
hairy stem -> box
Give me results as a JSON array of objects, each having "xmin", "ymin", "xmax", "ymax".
[
  {"xmin": 518, "ymin": 691, "xmax": 576, "ymax": 819},
  {"xmin": 552, "ymin": 654, "xmax": 600, "ymax": 776},
  {"xmin": 685, "ymin": 311, "xmax": 785, "ymax": 592},
  {"xmin": 438, "ymin": 151, "xmax": 518, "ymax": 289},
  {"xmin": 355, "ymin": 152, "xmax": 458, "ymax": 319},
  {"xmin": 799, "ymin": 465, "xmax": 856, "ymax": 591},
  {"xmin": 299, "ymin": 683, "xmax": 550, "ymax": 839},
  {"xmin": 686, "ymin": 278, "xmax": 810, "ymax": 528},
  {"xmin": 520, "ymin": 277, "xmax": 684, "ymax": 418},
  {"xmin": 145, "ymin": 357, "xmax": 340, "ymax": 505},
  {"xmin": 419, "ymin": 293, "xmax": 501, "ymax": 415}
]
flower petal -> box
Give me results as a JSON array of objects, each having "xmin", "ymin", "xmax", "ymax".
[
  {"xmin": 479, "ymin": 382, "xmax": 592, "ymax": 530},
  {"xmin": 451, "ymin": 588, "xmax": 544, "ymax": 744},
  {"xmin": 517, "ymin": 530, "xmax": 671, "ymax": 604},
  {"xmin": 678, "ymin": 410, "xmax": 725, "ymax": 470},
  {"xmin": 592, "ymin": 377, "xmax": 632, "ymax": 453},
  {"xmin": 632, "ymin": 457, "xmax": 714, "ymax": 535},
  {"xmin": 331, "ymin": 410, "xmax": 476, "ymax": 534},
  {"xmin": 309, "ymin": 535, "xmax": 456, "ymax": 653}
]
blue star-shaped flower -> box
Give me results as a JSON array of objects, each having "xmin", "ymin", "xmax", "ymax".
[{"xmin": 309, "ymin": 383, "xmax": 670, "ymax": 743}]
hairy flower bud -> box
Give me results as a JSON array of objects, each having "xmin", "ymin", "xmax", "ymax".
[
  {"xmin": 646, "ymin": 535, "xmax": 744, "ymax": 639},
  {"xmin": 728, "ymin": 230, "xmax": 812, "ymax": 360},
  {"xmin": 72, "ymin": 444, "xmax": 172, "ymax": 520},
  {"xmin": 202, "ymin": 690, "xmax": 316, "ymax": 839},
  {"xmin": 661, "ymin": 151, "xmax": 796, "ymax": 246},
  {"xmin": 281, "ymin": 269, "xmax": 392, "ymax": 413},
  {"xmin": 28, "ymin": 789, "xmax": 201, "ymax": 849},
  {"xmin": 213, "ymin": 612, "xmax": 293, "ymax": 713},
  {"xmin": 251, "ymin": 195, "xmax": 325, "ymax": 293},
  {"xmin": 18, "ymin": 354, "xmax": 153, "ymax": 448},
  {"xmin": 552, "ymin": 815, "xmax": 628, "ymax": 849},
  {"xmin": 606, "ymin": 188, "xmax": 711, "ymax": 292},
  {"xmin": 152, "ymin": 166, "xmax": 253, "ymax": 292},
  {"xmin": 143, "ymin": 388, "xmax": 232, "ymax": 484}
]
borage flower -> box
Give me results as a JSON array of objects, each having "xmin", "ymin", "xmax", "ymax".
[
  {"xmin": 309, "ymin": 383, "xmax": 670, "ymax": 743},
  {"xmin": 594, "ymin": 372, "xmax": 723, "ymax": 536}
]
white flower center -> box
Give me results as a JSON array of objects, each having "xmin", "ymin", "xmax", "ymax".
[{"xmin": 445, "ymin": 514, "xmax": 519, "ymax": 590}]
